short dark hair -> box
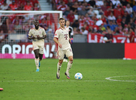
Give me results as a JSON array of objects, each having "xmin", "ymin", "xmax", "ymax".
[{"xmin": 59, "ymin": 18, "xmax": 65, "ymax": 21}]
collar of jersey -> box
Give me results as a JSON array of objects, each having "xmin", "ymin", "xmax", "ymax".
[{"xmin": 59, "ymin": 27, "xmax": 66, "ymax": 30}]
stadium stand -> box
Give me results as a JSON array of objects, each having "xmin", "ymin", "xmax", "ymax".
[{"xmin": 51, "ymin": 0, "xmax": 136, "ymax": 43}]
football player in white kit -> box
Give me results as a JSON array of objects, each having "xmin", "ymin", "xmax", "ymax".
[
  {"xmin": 53, "ymin": 18, "xmax": 73, "ymax": 79},
  {"xmin": 28, "ymin": 20, "xmax": 46, "ymax": 72}
]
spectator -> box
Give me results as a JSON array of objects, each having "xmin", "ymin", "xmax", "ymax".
[
  {"xmin": 120, "ymin": 0, "xmax": 128, "ymax": 6},
  {"xmin": 104, "ymin": 20, "xmax": 116, "ymax": 31},
  {"xmin": 101, "ymin": 14, "xmax": 107, "ymax": 24},
  {"xmin": 111, "ymin": 0, "xmax": 121, "ymax": 7},
  {"xmin": 57, "ymin": 1, "xmax": 68, "ymax": 12},
  {"xmin": 133, "ymin": 4, "xmax": 136, "ymax": 12},
  {"xmin": 72, "ymin": 20, "xmax": 79, "ymax": 28},
  {"xmin": 96, "ymin": 0, "xmax": 104, "ymax": 7},
  {"xmin": 101, "ymin": 1, "xmax": 107, "ymax": 12},
  {"xmin": 123, "ymin": 24, "xmax": 129, "ymax": 35},
  {"xmin": 77, "ymin": 2, "xmax": 82, "ymax": 11},
  {"xmin": 67, "ymin": 0, "xmax": 74, "ymax": 8},
  {"xmin": 67, "ymin": 10, "xmax": 75, "ymax": 24},
  {"xmin": 9, "ymin": 1, "xmax": 18, "ymax": 10},
  {"xmin": 129, "ymin": 18, "xmax": 135, "ymax": 28},
  {"xmin": 97, "ymin": 24, "xmax": 106, "ymax": 33},
  {"xmin": 78, "ymin": 6, "xmax": 87, "ymax": 15},
  {"xmin": 125, "ymin": 4, "xmax": 133, "ymax": 15},
  {"xmin": 71, "ymin": 2, "xmax": 78, "ymax": 12},
  {"xmin": 24, "ymin": 1, "xmax": 33, "ymax": 11},
  {"xmin": 0, "ymin": 15, "xmax": 9, "ymax": 33},
  {"xmin": 32, "ymin": 0, "xmax": 40, "ymax": 7},
  {"xmin": 74, "ymin": 28, "xmax": 82, "ymax": 35},
  {"xmin": 6, "ymin": 0, "xmax": 12, "ymax": 6},
  {"xmin": 63, "ymin": 6, "xmax": 70, "ymax": 17},
  {"xmin": 128, "ymin": 27, "xmax": 135, "ymax": 43},
  {"xmin": 39, "ymin": 19, "xmax": 48, "ymax": 30},
  {"xmin": 14, "ymin": 21, "xmax": 22, "ymax": 33},
  {"xmin": 121, "ymin": 18, "xmax": 126, "ymax": 28},
  {"xmin": 0, "ymin": 0, "xmax": 4, "ymax": 6},
  {"xmin": 103, "ymin": 26, "xmax": 113, "ymax": 43},
  {"xmin": 123, "ymin": 11, "xmax": 130, "ymax": 24},
  {"xmin": 113, "ymin": 4, "xmax": 124, "ymax": 18},
  {"xmin": 116, "ymin": 15, "xmax": 122, "ymax": 24},
  {"xmin": 81, "ymin": 27, "xmax": 88, "ymax": 35},
  {"xmin": 106, "ymin": 0, "xmax": 112, "ymax": 6},
  {"xmin": 105, "ymin": 2, "xmax": 114, "ymax": 17},
  {"xmin": 1, "ymin": 1, "xmax": 9, "ymax": 10},
  {"xmin": 117, "ymin": 23, "xmax": 124, "ymax": 35},
  {"xmin": 46, "ymin": 16, "xmax": 53, "ymax": 28},
  {"xmin": 88, "ymin": 0, "xmax": 96, "ymax": 7},
  {"xmin": 87, "ymin": 6, "xmax": 94, "ymax": 17},
  {"xmin": 83, "ymin": 1, "xmax": 90, "ymax": 11},
  {"xmin": 108, "ymin": 12, "xmax": 116, "ymax": 21},
  {"xmin": 46, "ymin": 29, "xmax": 54, "ymax": 44},
  {"xmin": 34, "ymin": 3, "xmax": 41, "ymax": 10}
]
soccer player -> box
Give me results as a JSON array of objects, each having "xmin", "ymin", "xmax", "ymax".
[
  {"xmin": 63, "ymin": 20, "xmax": 73, "ymax": 62},
  {"xmin": 53, "ymin": 18, "xmax": 73, "ymax": 79},
  {"xmin": 28, "ymin": 20, "xmax": 46, "ymax": 72}
]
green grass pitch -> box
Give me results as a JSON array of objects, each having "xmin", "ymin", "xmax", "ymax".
[{"xmin": 0, "ymin": 59, "xmax": 136, "ymax": 100}]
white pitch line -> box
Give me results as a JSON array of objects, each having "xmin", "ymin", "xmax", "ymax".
[
  {"xmin": 0, "ymin": 80, "xmax": 108, "ymax": 83},
  {"xmin": 105, "ymin": 75, "xmax": 136, "ymax": 82}
]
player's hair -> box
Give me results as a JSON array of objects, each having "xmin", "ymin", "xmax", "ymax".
[
  {"xmin": 59, "ymin": 18, "xmax": 65, "ymax": 21},
  {"xmin": 66, "ymin": 20, "xmax": 70, "ymax": 23}
]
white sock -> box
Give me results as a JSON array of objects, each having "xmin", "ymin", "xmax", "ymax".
[
  {"xmin": 57, "ymin": 62, "xmax": 61, "ymax": 74},
  {"xmin": 35, "ymin": 58, "xmax": 39, "ymax": 69},
  {"xmin": 66, "ymin": 61, "xmax": 72, "ymax": 76}
]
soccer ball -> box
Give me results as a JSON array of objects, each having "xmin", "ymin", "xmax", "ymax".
[{"xmin": 74, "ymin": 73, "xmax": 83, "ymax": 80}]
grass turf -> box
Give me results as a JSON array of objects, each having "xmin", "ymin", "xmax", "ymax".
[{"xmin": 0, "ymin": 59, "xmax": 136, "ymax": 100}]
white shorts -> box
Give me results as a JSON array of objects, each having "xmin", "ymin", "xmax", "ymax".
[
  {"xmin": 57, "ymin": 48, "xmax": 73, "ymax": 60},
  {"xmin": 32, "ymin": 41, "xmax": 44, "ymax": 54}
]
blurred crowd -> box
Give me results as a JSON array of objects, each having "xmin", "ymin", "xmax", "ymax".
[
  {"xmin": 51, "ymin": 0, "xmax": 136, "ymax": 37},
  {"xmin": 0, "ymin": 0, "xmax": 55, "ymax": 43}
]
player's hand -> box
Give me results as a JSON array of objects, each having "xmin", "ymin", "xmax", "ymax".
[
  {"xmin": 58, "ymin": 43, "xmax": 62, "ymax": 48},
  {"xmin": 37, "ymin": 35, "xmax": 41, "ymax": 40},
  {"xmin": 32, "ymin": 36, "xmax": 36, "ymax": 39}
]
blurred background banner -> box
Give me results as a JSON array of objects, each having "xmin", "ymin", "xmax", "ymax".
[
  {"xmin": 87, "ymin": 33, "xmax": 131, "ymax": 43},
  {"xmin": 0, "ymin": 42, "xmax": 56, "ymax": 59}
]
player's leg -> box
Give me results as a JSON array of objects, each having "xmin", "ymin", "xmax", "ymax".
[
  {"xmin": 65, "ymin": 48, "xmax": 73, "ymax": 79},
  {"xmin": 39, "ymin": 54, "xmax": 43, "ymax": 67},
  {"xmin": 38, "ymin": 44, "xmax": 44, "ymax": 67},
  {"xmin": 56, "ymin": 50, "xmax": 64, "ymax": 79},
  {"xmin": 34, "ymin": 49, "xmax": 40, "ymax": 72}
]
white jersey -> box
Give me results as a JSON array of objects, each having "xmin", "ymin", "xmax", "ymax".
[
  {"xmin": 54, "ymin": 27, "xmax": 71, "ymax": 50},
  {"xmin": 28, "ymin": 27, "xmax": 46, "ymax": 43}
]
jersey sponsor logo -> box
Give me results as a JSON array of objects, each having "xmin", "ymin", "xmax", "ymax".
[{"xmin": 55, "ymin": 34, "xmax": 57, "ymax": 36}]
